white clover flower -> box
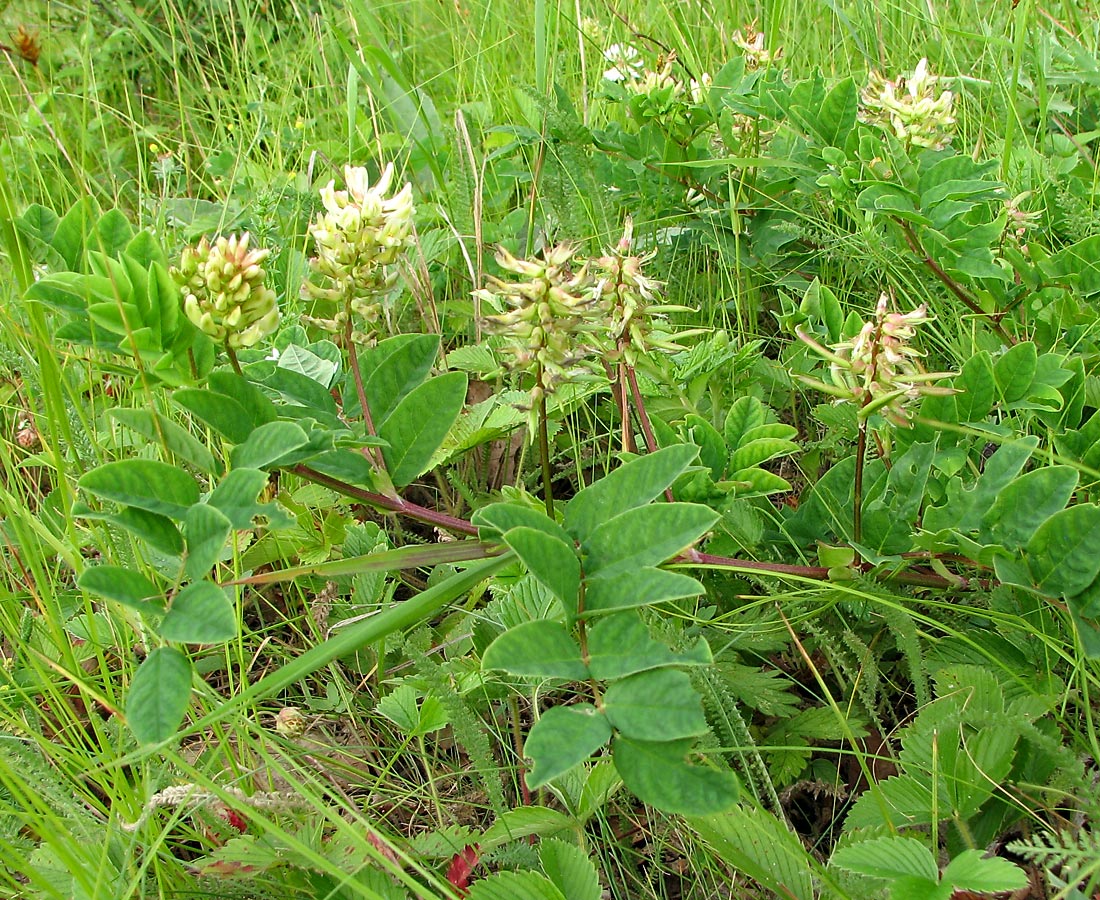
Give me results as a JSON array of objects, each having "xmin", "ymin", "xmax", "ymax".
[{"xmin": 602, "ymin": 43, "xmax": 644, "ymax": 83}]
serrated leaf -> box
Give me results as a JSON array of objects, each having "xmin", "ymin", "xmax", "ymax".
[
  {"xmin": 564, "ymin": 445, "xmax": 700, "ymax": 542},
  {"xmin": 688, "ymin": 806, "xmax": 814, "ymax": 900},
  {"xmin": 584, "ymin": 568, "xmax": 706, "ymax": 614},
  {"xmin": 229, "ymin": 421, "xmax": 311, "ymax": 470},
  {"xmin": 127, "ymin": 647, "xmax": 192, "ymax": 743},
  {"xmin": 482, "ymin": 621, "xmax": 587, "ymax": 680},
  {"xmin": 502, "ymin": 527, "xmax": 579, "ymax": 617},
  {"xmin": 379, "ymin": 371, "xmax": 467, "ymax": 487},
  {"xmin": 602, "ymin": 669, "xmax": 708, "ymax": 740},
  {"xmin": 612, "ymin": 737, "xmax": 738, "ymax": 815},
  {"xmin": 539, "ymin": 838, "xmax": 602, "ymax": 900},
  {"xmin": 183, "ymin": 504, "xmax": 233, "ymax": 580},
  {"xmin": 376, "ymin": 683, "xmax": 448, "ymax": 736},
  {"xmin": 465, "ymin": 871, "xmax": 565, "ymax": 900},
  {"xmin": 78, "ymin": 566, "xmax": 165, "ymax": 613},
  {"xmin": 160, "ymin": 581, "xmax": 237, "ymax": 643},
  {"xmin": 587, "ymin": 613, "xmax": 710, "ymax": 679},
  {"xmin": 583, "ymin": 503, "xmax": 718, "ymax": 578},
  {"xmin": 831, "ymin": 836, "xmax": 937, "ymax": 880},
  {"xmin": 79, "ymin": 460, "xmax": 200, "ymax": 519},
  {"xmin": 941, "ymin": 850, "xmax": 1027, "ymax": 892},
  {"xmin": 1027, "ymin": 504, "xmax": 1100, "ymax": 597},
  {"xmin": 524, "ymin": 705, "xmax": 612, "ymax": 788}
]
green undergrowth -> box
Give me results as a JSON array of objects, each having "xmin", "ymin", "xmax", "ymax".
[{"xmin": 2, "ymin": 0, "xmax": 1100, "ymax": 898}]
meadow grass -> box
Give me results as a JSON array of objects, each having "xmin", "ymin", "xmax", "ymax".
[{"xmin": 2, "ymin": 0, "xmax": 1100, "ymax": 898}]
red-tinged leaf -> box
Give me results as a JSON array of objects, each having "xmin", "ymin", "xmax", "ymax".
[
  {"xmin": 367, "ymin": 829, "xmax": 401, "ymax": 865},
  {"xmin": 447, "ymin": 844, "xmax": 480, "ymax": 893},
  {"xmin": 191, "ymin": 859, "xmax": 257, "ymax": 877},
  {"xmin": 214, "ymin": 804, "xmax": 248, "ymax": 832}
]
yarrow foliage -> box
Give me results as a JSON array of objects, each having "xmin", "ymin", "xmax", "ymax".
[
  {"xmin": 860, "ymin": 58, "xmax": 956, "ymax": 150},
  {"xmin": 171, "ymin": 232, "xmax": 279, "ymax": 349}
]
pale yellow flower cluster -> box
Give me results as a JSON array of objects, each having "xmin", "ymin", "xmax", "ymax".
[
  {"xmin": 172, "ymin": 233, "xmax": 280, "ymax": 349},
  {"xmin": 303, "ymin": 163, "xmax": 415, "ymax": 341},
  {"xmin": 798, "ymin": 293, "xmax": 955, "ymax": 426},
  {"xmin": 732, "ymin": 25, "xmax": 782, "ymax": 69},
  {"xmin": 860, "ymin": 58, "xmax": 956, "ymax": 150},
  {"xmin": 477, "ymin": 244, "xmax": 601, "ymax": 405}
]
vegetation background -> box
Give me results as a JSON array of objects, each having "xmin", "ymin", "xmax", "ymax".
[{"xmin": 2, "ymin": 0, "xmax": 1100, "ymax": 898}]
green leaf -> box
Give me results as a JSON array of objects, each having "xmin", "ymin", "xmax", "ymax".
[
  {"xmin": 564, "ymin": 445, "xmax": 700, "ymax": 542},
  {"xmin": 954, "ymin": 351, "xmax": 995, "ymax": 424},
  {"xmin": 583, "ymin": 503, "xmax": 718, "ymax": 578},
  {"xmin": 206, "ymin": 371, "xmax": 278, "ymax": 429},
  {"xmin": 729, "ymin": 437, "xmax": 799, "ymax": 472},
  {"xmin": 183, "ymin": 504, "xmax": 233, "ymax": 580},
  {"xmin": 1027, "ymin": 505, "xmax": 1100, "ymax": 597},
  {"xmin": 612, "ymin": 736, "xmax": 738, "ymax": 815},
  {"xmin": 357, "ymin": 333, "xmax": 440, "ymax": 425},
  {"xmin": 994, "ymin": 341, "xmax": 1037, "ymax": 404},
  {"xmin": 465, "ymin": 871, "xmax": 565, "ymax": 900},
  {"xmin": 539, "ymin": 838, "xmax": 602, "ymax": 900},
  {"xmin": 502, "ymin": 527, "xmax": 580, "ymax": 617},
  {"xmin": 830, "ymin": 836, "xmax": 938, "ymax": 881},
  {"xmin": 277, "ymin": 343, "xmax": 338, "ymax": 387},
  {"xmin": 816, "ymin": 77, "xmax": 857, "ymax": 146},
  {"xmin": 982, "ymin": 466, "xmax": 1077, "ymax": 549},
  {"xmin": 78, "ymin": 566, "xmax": 165, "ymax": 613},
  {"xmin": 724, "ymin": 396, "xmax": 767, "ymax": 448},
  {"xmin": 688, "ymin": 807, "xmax": 815, "ymax": 900},
  {"xmin": 127, "ymin": 647, "xmax": 192, "ymax": 744},
  {"xmin": 111, "ymin": 507, "xmax": 185, "ymax": 555},
  {"xmin": 79, "ymin": 460, "xmax": 200, "ymax": 519},
  {"xmin": 685, "ymin": 414, "xmax": 726, "ymax": 480},
  {"xmin": 379, "ymin": 371, "xmax": 467, "ymax": 487},
  {"xmin": 482, "ymin": 621, "xmax": 588, "ymax": 680},
  {"xmin": 602, "ymin": 669, "xmax": 708, "ymax": 740},
  {"xmin": 479, "ymin": 807, "xmax": 575, "ymax": 849},
  {"xmin": 229, "ymin": 421, "xmax": 311, "ymax": 470},
  {"xmin": 524, "ymin": 705, "xmax": 612, "ymax": 788},
  {"xmin": 376, "ymin": 683, "xmax": 448, "ymax": 737},
  {"xmin": 587, "ymin": 613, "xmax": 710, "ymax": 679},
  {"xmin": 111, "ymin": 408, "xmax": 217, "ymax": 475},
  {"xmin": 941, "ymin": 850, "xmax": 1027, "ymax": 892},
  {"xmin": 473, "ymin": 503, "xmax": 571, "ymax": 542},
  {"xmin": 160, "ymin": 581, "xmax": 237, "ymax": 643},
  {"xmin": 173, "ymin": 389, "xmax": 254, "ymax": 444},
  {"xmin": 584, "ymin": 568, "xmax": 706, "ymax": 614},
  {"xmin": 94, "ymin": 209, "xmax": 134, "ymax": 257},
  {"xmin": 207, "ymin": 468, "xmax": 271, "ymax": 528},
  {"xmin": 51, "ymin": 196, "xmax": 100, "ymax": 270}
]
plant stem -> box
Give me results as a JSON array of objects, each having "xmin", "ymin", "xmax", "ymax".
[
  {"xmin": 293, "ymin": 465, "xmax": 479, "ymax": 536},
  {"xmin": 344, "ymin": 303, "xmax": 386, "ymax": 471},
  {"xmin": 226, "ymin": 345, "xmax": 243, "ymax": 376},
  {"xmin": 536, "ymin": 380, "xmax": 555, "ymax": 518},
  {"xmin": 853, "ymin": 417, "xmax": 866, "ymax": 562},
  {"xmin": 898, "ymin": 221, "xmax": 1016, "ymax": 345}
]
